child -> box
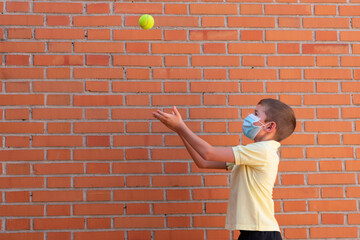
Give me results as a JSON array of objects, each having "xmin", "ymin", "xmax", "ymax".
[{"xmin": 152, "ymin": 98, "xmax": 296, "ymax": 240}]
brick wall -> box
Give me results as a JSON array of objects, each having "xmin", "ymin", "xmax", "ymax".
[{"xmin": 0, "ymin": 1, "xmax": 359, "ymax": 240}]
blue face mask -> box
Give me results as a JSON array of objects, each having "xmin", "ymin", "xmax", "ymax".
[{"xmin": 242, "ymin": 114, "xmax": 268, "ymax": 140}]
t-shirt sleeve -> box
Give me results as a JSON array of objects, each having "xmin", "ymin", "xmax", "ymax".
[{"xmin": 232, "ymin": 143, "xmax": 268, "ymax": 167}]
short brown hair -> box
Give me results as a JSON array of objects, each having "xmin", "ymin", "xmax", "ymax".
[{"xmin": 258, "ymin": 98, "xmax": 296, "ymax": 142}]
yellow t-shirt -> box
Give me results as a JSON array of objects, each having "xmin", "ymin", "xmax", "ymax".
[{"xmin": 225, "ymin": 140, "xmax": 281, "ymax": 231}]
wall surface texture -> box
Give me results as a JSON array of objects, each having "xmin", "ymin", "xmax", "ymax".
[{"xmin": 0, "ymin": 0, "xmax": 359, "ymax": 239}]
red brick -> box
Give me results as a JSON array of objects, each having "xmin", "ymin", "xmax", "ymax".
[
  {"xmin": 0, "ymin": 204, "xmax": 43, "ymax": 216},
  {"xmin": 74, "ymin": 95, "xmax": 123, "ymax": 106},
  {"xmin": 47, "ymin": 95, "xmax": 70, "ymax": 106},
  {"xmin": 47, "ymin": 177, "xmax": 71, "ymax": 188},
  {"xmin": 114, "ymin": 30, "xmax": 162, "ymax": 41},
  {"xmin": 75, "ymin": 42, "xmax": 124, "ymax": 53},
  {"xmin": 309, "ymin": 173, "xmax": 355, "ymax": 184},
  {"xmin": 34, "ymin": 218, "xmax": 84, "ymax": 230},
  {"xmin": 5, "ymin": 109, "xmax": 29, "ymax": 120},
  {"xmin": 74, "ymin": 149, "xmax": 123, "ymax": 161},
  {"xmin": 153, "ymin": 68, "xmax": 201, "ymax": 79},
  {"xmin": 8, "ymin": 28, "xmax": 32, "ymax": 39},
  {"xmin": 315, "ymin": 5, "xmax": 337, "ymax": 15},
  {"xmin": 154, "ymin": 203, "xmax": 202, "ymax": 214},
  {"xmin": 152, "ymin": 43, "xmax": 200, "ymax": 54},
  {"xmin": 230, "ymin": 69, "xmax": 277, "ymax": 80},
  {"xmin": 322, "ymin": 187, "xmax": 344, "ymax": 198},
  {"xmin": 165, "ymin": 56, "xmax": 188, "ymax": 67},
  {"xmin": 87, "ymin": 3, "xmax": 109, "ymax": 14},
  {"xmin": 5, "ymin": 82, "xmax": 29, "ymax": 92},
  {"xmin": 74, "ymin": 122, "xmax": 123, "ymax": 133},
  {"xmin": 310, "ymin": 227, "xmax": 357, "ymax": 238},
  {"xmin": 229, "ymin": 17, "xmax": 275, "ymax": 27},
  {"xmin": 154, "ymin": 230, "xmax": 204, "ymax": 240},
  {"xmin": 190, "ymin": 30, "xmax": 238, "ymax": 41},
  {"xmin": 36, "ymin": 29, "xmax": 84, "ymax": 40},
  {"xmin": 74, "ymin": 16, "xmax": 122, "ymax": 27},
  {"xmin": 276, "ymin": 214, "xmax": 318, "ymax": 226},
  {"xmin": 33, "ymin": 190, "xmax": 83, "ymax": 202},
  {"xmin": 6, "ymin": 136, "xmax": 30, "ymax": 148},
  {"xmin": 190, "ymin": 108, "xmax": 238, "ymax": 119},
  {"xmin": 47, "ymin": 150, "xmax": 71, "ymax": 161},
  {"xmin": 283, "ymin": 201, "xmax": 306, "ymax": 212},
  {"xmin": 47, "ymin": 16, "xmax": 70, "ymax": 26},
  {"xmin": 0, "ymin": 15, "xmax": 43, "ymax": 26},
  {"xmin": 85, "ymin": 109, "xmax": 109, "ymax": 120},
  {"xmin": 192, "ymin": 56, "xmax": 239, "ymax": 66},
  {"xmin": 86, "ymin": 136, "xmax": 110, "ymax": 147},
  {"xmin": 33, "ymin": 163, "xmax": 83, "ymax": 175},
  {"xmin": 88, "ymin": 29, "xmax": 110, "ymax": 40},
  {"xmin": 273, "ymin": 188, "xmax": 319, "ymax": 199},
  {"xmin": 303, "ymin": 18, "xmax": 349, "ymax": 28},
  {"xmin": 6, "ymin": 218, "xmax": 30, "ymax": 230},
  {"xmin": 5, "ymin": 191, "xmax": 30, "ymax": 202},
  {"xmin": 33, "ymin": 136, "xmax": 83, "ymax": 147},
  {"xmin": 0, "ymin": 233, "xmax": 43, "ymax": 240},
  {"xmin": 114, "ymin": 190, "xmax": 163, "ymax": 201},
  {"xmin": 167, "ymin": 216, "xmax": 190, "ymax": 228},
  {"xmin": 0, "ymin": 122, "xmax": 43, "ymax": 133},
  {"xmin": 194, "ymin": 216, "xmax": 226, "ymax": 228},
  {"xmin": 6, "ymin": 2, "xmax": 29, "ymax": 12},
  {"xmin": 307, "ymin": 44, "xmax": 349, "ymax": 55},
  {"xmin": 48, "ymin": 42, "xmax": 72, "ymax": 53},
  {"xmin": 265, "ymin": 4, "xmax": 311, "ymax": 15},
  {"xmin": 46, "ymin": 123, "xmax": 70, "ymax": 135},
  {"xmin": 114, "ymin": 55, "xmax": 161, "ymax": 67},
  {"xmin": 75, "ymin": 176, "xmax": 124, "ymax": 188},
  {"xmin": 6, "ymin": 55, "xmax": 29, "ymax": 65},
  {"xmin": 114, "ymin": 217, "xmax": 164, "ymax": 228},
  {"xmin": 193, "ymin": 188, "xmax": 229, "ymax": 200},
  {"xmin": 113, "ymin": 162, "xmax": 162, "ymax": 174},
  {"xmin": 0, "ymin": 150, "xmax": 44, "ymax": 161},
  {"xmin": 47, "ymin": 68, "xmax": 71, "ymax": 79},
  {"xmin": 316, "ymin": 30, "xmax": 338, "ymax": 41},
  {"xmin": 266, "ymin": 30, "xmax": 313, "ymax": 41},
  {"xmin": 153, "ymin": 176, "xmax": 201, "ymax": 187},
  {"xmin": 34, "ymin": 55, "xmax": 83, "ymax": 66},
  {"xmin": 33, "ymin": 108, "xmax": 82, "ymax": 120},
  {"xmin": 74, "ymin": 68, "xmax": 123, "ymax": 79},
  {"xmin": 47, "ymin": 205, "xmax": 70, "ymax": 216},
  {"xmin": 74, "ymin": 204, "xmax": 124, "ymax": 215},
  {"xmin": 75, "ymin": 231, "xmax": 124, "ymax": 240},
  {"xmin": 34, "ymin": 2, "xmax": 83, "ymax": 13}
]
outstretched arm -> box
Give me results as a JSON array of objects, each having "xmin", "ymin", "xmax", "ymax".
[
  {"xmin": 152, "ymin": 106, "xmax": 235, "ymax": 165},
  {"xmin": 179, "ymin": 135, "xmax": 227, "ymax": 169}
]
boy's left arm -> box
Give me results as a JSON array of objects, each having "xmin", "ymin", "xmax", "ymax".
[{"xmin": 153, "ymin": 106, "xmax": 235, "ymax": 164}]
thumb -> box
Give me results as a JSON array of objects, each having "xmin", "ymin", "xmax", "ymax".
[{"xmin": 173, "ymin": 106, "xmax": 180, "ymax": 117}]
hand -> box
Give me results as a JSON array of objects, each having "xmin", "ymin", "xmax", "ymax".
[{"xmin": 152, "ymin": 106, "xmax": 184, "ymax": 133}]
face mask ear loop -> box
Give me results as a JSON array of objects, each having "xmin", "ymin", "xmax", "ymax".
[{"xmin": 263, "ymin": 121, "xmax": 274, "ymax": 131}]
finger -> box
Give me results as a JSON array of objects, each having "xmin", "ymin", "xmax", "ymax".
[
  {"xmin": 173, "ymin": 106, "xmax": 181, "ymax": 117},
  {"xmin": 157, "ymin": 110, "xmax": 171, "ymax": 118},
  {"xmin": 152, "ymin": 112, "xmax": 164, "ymax": 121}
]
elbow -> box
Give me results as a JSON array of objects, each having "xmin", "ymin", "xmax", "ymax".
[{"xmin": 203, "ymin": 147, "xmax": 215, "ymax": 162}]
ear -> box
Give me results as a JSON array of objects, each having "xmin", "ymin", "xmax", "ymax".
[{"xmin": 265, "ymin": 121, "xmax": 276, "ymax": 133}]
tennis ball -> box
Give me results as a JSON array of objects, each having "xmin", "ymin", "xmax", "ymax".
[{"xmin": 139, "ymin": 14, "xmax": 154, "ymax": 30}]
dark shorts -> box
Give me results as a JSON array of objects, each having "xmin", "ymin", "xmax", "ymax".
[{"xmin": 238, "ymin": 230, "xmax": 282, "ymax": 240}]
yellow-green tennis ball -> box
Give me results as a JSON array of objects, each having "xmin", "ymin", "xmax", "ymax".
[{"xmin": 139, "ymin": 14, "xmax": 154, "ymax": 30}]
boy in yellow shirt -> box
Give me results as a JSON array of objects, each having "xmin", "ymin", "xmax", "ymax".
[{"xmin": 153, "ymin": 98, "xmax": 296, "ymax": 240}]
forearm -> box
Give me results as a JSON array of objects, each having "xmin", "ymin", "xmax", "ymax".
[
  {"xmin": 177, "ymin": 122, "xmax": 235, "ymax": 164},
  {"xmin": 179, "ymin": 135, "xmax": 226, "ymax": 169},
  {"xmin": 177, "ymin": 122, "xmax": 214, "ymax": 161}
]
